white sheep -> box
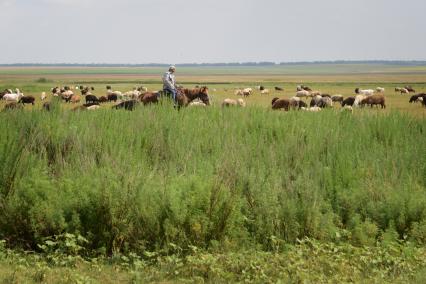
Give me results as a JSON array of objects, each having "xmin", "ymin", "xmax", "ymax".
[
  {"xmin": 296, "ymin": 90, "xmax": 310, "ymax": 98},
  {"xmin": 341, "ymin": 105, "xmax": 353, "ymax": 113},
  {"xmin": 376, "ymin": 87, "xmax": 385, "ymax": 93},
  {"xmin": 3, "ymin": 89, "xmax": 23, "ymax": 102},
  {"xmin": 234, "ymin": 89, "xmax": 243, "ymax": 96},
  {"xmin": 301, "ymin": 106, "xmax": 322, "ymax": 112},
  {"xmin": 87, "ymin": 105, "xmax": 100, "ymax": 110},
  {"xmin": 222, "ymin": 98, "xmax": 246, "ymax": 107},
  {"xmin": 355, "ymin": 88, "xmax": 375, "ymax": 96},
  {"xmin": 353, "ymin": 94, "xmax": 367, "ymax": 107},
  {"xmin": 41, "ymin": 92, "xmax": 47, "ymax": 101},
  {"xmin": 243, "ymin": 88, "xmax": 252, "ymax": 96},
  {"xmin": 260, "ymin": 89, "xmax": 270, "ymax": 95},
  {"xmin": 3, "ymin": 92, "xmax": 23, "ymax": 102},
  {"xmin": 399, "ymin": 88, "xmax": 409, "ymax": 95},
  {"xmin": 189, "ymin": 101, "xmax": 207, "ymax": 107}
]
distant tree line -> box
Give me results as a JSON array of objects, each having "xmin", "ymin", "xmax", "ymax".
[{"xmin": 0, "ymin": 60, "xmax": 425, "ymax": 67}]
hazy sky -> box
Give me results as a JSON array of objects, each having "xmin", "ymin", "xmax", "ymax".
[{"xmin": 1, "ymin": 0, "xmax": 425, "ymax": 63}]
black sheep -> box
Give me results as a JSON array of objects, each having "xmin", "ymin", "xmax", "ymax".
[
  {"xmin": 18, "ymin": 96, "xmax": 35, "ymax": 105},
  {"xmin": 342, "ymin": 96, "xmax": 355, "ymax": 107},
  {"xmin": 107, "ymin": 94, "xmax": 118, "ymax": 102},
  {"xmin": 409, "ymin": 93, "xmax": 425, "ymax": 103},
  {"xmin": 85, "ymin": 95, "xmax": 99, "ymax": 104}
]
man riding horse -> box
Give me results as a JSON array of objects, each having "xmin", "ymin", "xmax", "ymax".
[{"xmin": 162, "ymin": 65, "xmax": 178, "ymax": 103}]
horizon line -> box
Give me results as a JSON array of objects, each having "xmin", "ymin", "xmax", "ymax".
[{"xmin": 1, "ymin": 60, "xmax": 426, "ymax": 67}]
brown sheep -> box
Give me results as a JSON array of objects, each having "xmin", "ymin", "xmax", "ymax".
[
  {"xmin": 140, "ymin": 92, "xmax": 160, "ymax": 105},
  {"xmin": 404, "ymin": 86, "xmax": 416, "ymax": 93},
  {"xmin": 360, "ymin": 94, "xmax": 386, "ymax": 108},
  {"xmin": 271, "ymin": 97, "xmax": 290, "ymax": 111},
  {"xmin": 70, "ymin": 94, "xmax": 81, "ymax": 103},
  {"xmin": 98, "ymin": 96, "xmax": 108, "ymax": 103}
]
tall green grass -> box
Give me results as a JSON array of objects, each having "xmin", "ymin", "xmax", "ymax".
[{"xmin": 0, "ymin": 106, "xmax": 425, "ymax": 254}]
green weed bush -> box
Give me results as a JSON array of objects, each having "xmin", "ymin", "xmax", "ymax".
[{"xmin": 0, "ymin": 106, "xmax": 425, "ymax": 254}]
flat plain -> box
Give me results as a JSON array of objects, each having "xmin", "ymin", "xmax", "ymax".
[{"xmin": 0, "ymin": 64, "xmax": 425, "ymax": 283}]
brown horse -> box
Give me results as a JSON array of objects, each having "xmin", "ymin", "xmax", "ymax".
[{"xmin": 176, "ymin": 86, "xmax": 210, "ymax": 107}]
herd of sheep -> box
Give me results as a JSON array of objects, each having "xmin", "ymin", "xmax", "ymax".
[
  {"xmin": 0, "ymin": 83, "xmax": 425, "ymax": 112},
  {"xmin": 233, "ymin": 85, "xmax": 425, "ymax": 112}
]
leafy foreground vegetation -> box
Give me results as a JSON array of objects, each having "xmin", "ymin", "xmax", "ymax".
[
  {"xmin": 0, "ymin": 104, "xmax": 425, "ymax": 282},
  {"xmin": 1, "ymin": 238, "xmax": 426, "ymax": 283}
]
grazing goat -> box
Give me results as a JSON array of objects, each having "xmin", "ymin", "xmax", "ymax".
[
  {"xmin": 275, "ymin": 86, "xmax": 284, "ymax": 91},
  {"xmin": 260, "ymin": 89, "xmax": 270, "ymax": 95},
  {"xmin": 41, "ymin": 92, "xmax": 47, "ymax": 101}
]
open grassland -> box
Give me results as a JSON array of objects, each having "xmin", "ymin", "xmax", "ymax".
[
  {"xmin": 0, "ymin": 65, "xmax": 425, "ymax": 282},
  {"xmin": 1, "ymin": 64, "xmax": 426, "ymax": 117}
]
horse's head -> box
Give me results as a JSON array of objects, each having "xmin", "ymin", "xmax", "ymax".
[{"xmin": 198, "ymin": 86, "xmax": 210, "ymax": 105}]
